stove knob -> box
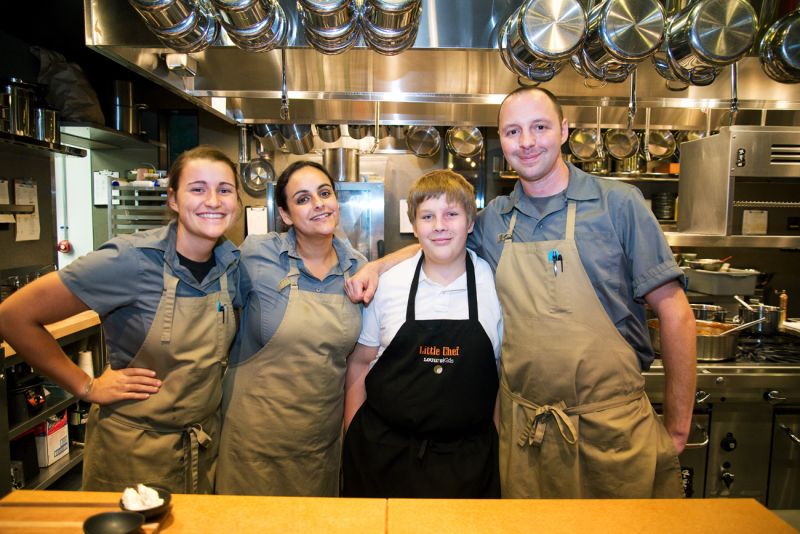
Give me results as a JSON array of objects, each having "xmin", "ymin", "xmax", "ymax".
[
  {"xmin": 764, "ymin": 390, "xmax": 787, "ymax": 404},
  {"xmin": 720, "ymin": 433, "xmax": 737, "ymax": 452},
  {"xmin": 721, "ymin": 471, "xmax": 735, "ymax": 489}
]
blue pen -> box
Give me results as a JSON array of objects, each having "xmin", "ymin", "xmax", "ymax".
[{"xmin": 218, "ymin": 300, "xmax": 225, "ymax": 323}]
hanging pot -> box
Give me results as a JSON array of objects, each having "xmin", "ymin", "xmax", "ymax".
[
  {"xmin": 279, "ymin": 124, "xmax": 314, "ymax": 155},
  {"xmin": 323, "ymin": 148, "xmax": 360, "ymax": 181},
  {"xmin": 348, "ymin": 124, "xmax": 374, "ymax": 139},
  {"xmin": 759, "ymin": 9, "xmax": 800, "ymax": 84},
  {"xmin": 604, "ymin": 128, "xmax": 640, "ymax": 160},
  {"xmin": 242, "ymin": 129, "xmax": 276, "ymax": 196},
  {"xmin": 646, "ymin": 130, "xmax": 677, "ymax": 160},
  {"xmin": 253, "ymin": 123, "xmax": 284, "ymax": 152},
  {"xmin": 316, "ymin": 124, "xmax": 341, "ymax": 143},
  {"xmin": 576, "ymin": 0, "xmax": 665, "ymax": 83},
  {"xmin": 664, "ymin": 0, "xmax": 757, "ymax": 86},
  {"xmin": 445, "ymin": 127, "xmax": 483, "ymax": 159},
  {"xmin": 568, "ymin": 128, "xmax": 599, "ymax": 161},
  {"xmin": 406, "ymin": 126, "xmax": 441, "ymax": 158}
]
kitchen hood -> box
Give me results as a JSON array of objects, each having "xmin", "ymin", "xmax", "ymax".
[{"xmin": 84, "ymin": 0, "xmax": 800, "ymax": 128}]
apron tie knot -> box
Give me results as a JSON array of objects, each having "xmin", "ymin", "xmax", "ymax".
[{"xmin": 518, "ymin": 402, "xmax": 577, "ymax": 448}]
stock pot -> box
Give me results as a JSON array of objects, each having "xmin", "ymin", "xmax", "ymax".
[
  {"xmin": 649, "ymin": 319, "xmax": 739, "ymax": 362},
  {"xmin": 664, "ymin": 0, "xmax": 757, "ymax": 86},
  {"xmin": 576, "ymin": 0, "xmax": 665, "ymax": 83},
  {"xmin": 279, "ymin": 124, "xmax": 314, "ymax": 155}
]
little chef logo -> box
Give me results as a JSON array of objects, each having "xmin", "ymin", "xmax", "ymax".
[{"xmin": 419, "ymin": 344, "xmax": 461, "ymax": 365}]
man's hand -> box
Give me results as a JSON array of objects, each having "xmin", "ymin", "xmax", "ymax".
[
  {"xmin": 345, "ymin": 263, "xmax": 380, "ymax": 304},
  {"xmin": 85, "ymin": 367, "xmax": 162, "ymax": 405}
]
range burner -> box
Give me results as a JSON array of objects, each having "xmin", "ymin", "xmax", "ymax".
[{"xmin": 738, "ymin": 333, "xmax": 800, "ymax": 364}]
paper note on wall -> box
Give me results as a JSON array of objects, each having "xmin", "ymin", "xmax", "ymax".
[
  {"xmin": 15, "ymin": 179, "xmax": 40, "ymax": 241},
  {"xmin": 245, "ymin": 206, "xmax": 268, "ymax": 235},
  {"xmin": 742, "ymin": 209, "xmax": 768, "ymax": 235},
  {"xmin": 399, "ymin": 199, "xmax": 413, "ymax": 234},
  {"xmin": 94, "ymin": 170, "xmax": 119, "ymax": 206},
  {"xmin": 0, "ymin": 179, "xmax": 13, "ymax": 223}
]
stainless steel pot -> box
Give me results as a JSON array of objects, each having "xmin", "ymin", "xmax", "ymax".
[
  {"xmin": 323, "ymin": 148, "xmax": 360, "ymax": 181},
  {"xmin": 348, "ymin": 124, "xmax": 374, "ymax": 139},
  {"xmin": 576, "ymin": 0, "xmax": 665, "ymax": 83},
  {"xmin": 4, "ymin": 78, "xmax": 36, "ymax": 137},
  {"xmin": 253, "ymin": 123, "xmax": 284, "ymax": 152},
  {"xmin": 363, "ymin": 0, "xmax": 421, "ymax": 31},
  {"xmin": 690, "ymin": 304, "xmax": 727, "ymax": 322},
  {"xmin": 664, "ymin": 0, "xmax": 757, "ymax": 86},
  {"xmin": 139, "ymin": 0, "xmax": 220, "ymax": 53},
  {"xmin": 298, "ymin": 0, "xmax": 356, "ymax": 31},
  {"xmin": 316, "ymin": 124, "xmax": 341, "ymax": 143},
  {"xmin": 129, "ymin": 0, "xmax": 195, "ymax": 30},
  {"xmin": 502, "ymin": 0, "xmax": 587, "ymax": 82},
  {"xmin": 220, "ymin": 2, "xmax": 286, "ymax": 52},
  {"xmin": 568, "ymin": 128, "xmax": 599, "ymax": 160},
  {"xmin": 604, "ymin": 128, "xmax": 640, "ymax": 160},
  {"xmin": 406, "ymin": 126, "xmax": 441, "ymax": 158},
  {"xmin": 279, "ymin": 124, "xmax": 314, "ymax": 155},
  {"xmin": 613, "ymin": 153, "xmax": 643, "ymax": 173},
  {"xmin": 739, "ymin": 304, "xmax": 782, "ymax": 335},
  {"xmin": 445, "ymin": 127, "xmax": 483, "ymax": 159},
  {"xmin": 649, "ymin": 319, "xmax": 739, "ymax": 362},
  {"xmin": 759, "ymin": 9, "xmax": 800, "ymax": 84},
  {"xmin": 34, "ymin": 107, "xmax": 59, "ymax": 144}
]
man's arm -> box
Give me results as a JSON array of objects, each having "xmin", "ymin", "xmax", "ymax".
[
  {"xmin": 645, "ymin": 280, "xmax": 696, "ymax": 455},
  {"xmin": 344, "ymin": 343, "xmax": 380, "ymax": 431},
  {"xmin": 345, "ymin": 244, "xmax": 420, "ymax": 304}
]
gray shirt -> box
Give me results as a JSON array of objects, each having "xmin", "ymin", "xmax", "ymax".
[
  {"xmin": 230, "ymin": 228, "xmax": 366, "ymax": 366},
  {"xmin": 59, "ymin": 220, "xmax": 240, "ymax": 369},
  {"xmin": 468, "ymin": 162, "xmax": 683, "ymax": 370}
]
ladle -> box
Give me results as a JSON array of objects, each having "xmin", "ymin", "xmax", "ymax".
[
  {"xmin": 734, "ymin": 295, "xmax": 755, "ymax": 312},
  {"xmin": 716, "ymin": 317, "xmax": 767, "ymax": 336}
]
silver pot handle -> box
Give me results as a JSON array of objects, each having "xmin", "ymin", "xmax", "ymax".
[{"xmin": 780, "ymin": 424, "xmax": 800, "ymax": 446}]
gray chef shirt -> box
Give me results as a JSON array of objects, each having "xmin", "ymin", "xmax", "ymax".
[
  {"xmin": 59, "ymin": 220, "xmax": 240, "ymax": 369},
  {"xmin": 229, "ymin": 228, "xmax": 366, "ymax": 366},
  {"xmin": 468, "ymin": 162, "xmax": 683, "ymax": 370}
]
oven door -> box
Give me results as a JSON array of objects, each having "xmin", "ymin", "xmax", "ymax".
[{"xmin": 768, "ymin": 411, "xmax": 800, "ymax": 509}]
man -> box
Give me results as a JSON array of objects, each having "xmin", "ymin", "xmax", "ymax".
[{"xmin": 346, "ymin": 86, "xmax": 696, "ymax": 498}]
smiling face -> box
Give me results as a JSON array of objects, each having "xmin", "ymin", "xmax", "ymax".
[
  {"xmin": 278, "ymin": 165, "xmax": 339, "ymax": 239},
  {"xmin": 498, "ymin": 89, "xmax": 569, "ymax": 191},
  {"xmin": 413, "ymin": 194, "xmax": 473, "ymax": 268},
  {"xmin": 168, "ymin": 158, "xmax": 239, "ymax": 258}
]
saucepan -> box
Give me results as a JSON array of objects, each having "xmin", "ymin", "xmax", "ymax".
[
  {"xmin": 648, "ymin": 318, "xmax": 766, "ymax": 362},
  {"xmin": 738, "ymin": 302, "xmax": 782, "ymax": 335},
  {"xmin": 690, "ymin": 304, "xmax": 726, "ymax": 322}
]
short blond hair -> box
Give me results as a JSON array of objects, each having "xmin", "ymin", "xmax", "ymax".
[{"xmin": 407, "ymin": 169, "xmax": 477, "ymax": 225}]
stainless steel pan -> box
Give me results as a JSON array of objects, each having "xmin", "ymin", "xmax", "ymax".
[
  {"xmin": 604, "ymin": 128, "xmax": 639, "ymax": 160},
  {"xmin": 406, "ymin": 125, "xmax": 441, "ymax": 158},
  {"xmin": 568, "ymin": 128, "xmax": 599, "ymax": 161},
  {"xmin": 445, "ymin": 127, "xmax": 483, "ymax": 159},
  {"xmin": 759, "ymin": 9, "xmax": 800, "ymax": 84}
]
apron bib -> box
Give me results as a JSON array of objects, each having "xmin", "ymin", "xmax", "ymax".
[
  {"xmin": 83, "ymin": 265, "xmax": 235, "ymax": 493},
  {"xmin": 342, "ymin": 254, "xmax": 500, "ymax": 498},
  {"xmin": 495, "ymin": 202, "xmax": 682, "ymax": 498},
  {"xmin": 216, "ymin": 257, "xmax": 361, "ymax": 496}
]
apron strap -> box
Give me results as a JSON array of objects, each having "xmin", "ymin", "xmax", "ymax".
[
  {"xmin": 501, "ymin": 375, "xmax": 644, "ymax": 448},
  {"xmin": 185, "ymin": 424, "xmax": 212, "ymax": 494},
  {"xmin": 159, "ymin": 270, "xmax": 180, "ymax": 344},
  {"xmin": 406, "ymin": 255, "xmax": 425, "ymax": 322},
  {"xmin": 565, "ymin": 200, "xmax": 577, "ymax": 241},
  {"xmin": 497, "ymin": 210, "xmax": 518, "ymax": 245},
  {"xmin": 405, "ymin": 253, "xmax": 479, "ymax": 322}
]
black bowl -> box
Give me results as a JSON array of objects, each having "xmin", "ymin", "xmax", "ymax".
[
  {"xmin": 119, "ymin": 485, "xmax": 172, "ymax": 520},
  {"xmin": 83, "ymin": 511, "xmax": 144, "ymax": 534}
]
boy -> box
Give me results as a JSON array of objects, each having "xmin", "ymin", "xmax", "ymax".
[{"xmin": 342, "ymin": 169, "xmax": 503, "ymax": 498}]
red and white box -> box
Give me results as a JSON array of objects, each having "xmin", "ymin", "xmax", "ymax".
[{"xmin": 35, "ymin": 410, "xmax": 70, "ymax": 467}]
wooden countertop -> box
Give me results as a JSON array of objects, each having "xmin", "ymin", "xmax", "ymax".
[
  {"xmin": 1, "ymin": 310, "xmax": 100, "ymax": 358},
  {"xmin": 0, "ymin": 491, "xmax": 796, "ymax": 533}
]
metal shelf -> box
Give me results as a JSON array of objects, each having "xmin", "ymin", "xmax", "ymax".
[
  {"xmin": 60, "ymin": 123, "xmax": 164, "ymax": 151},
  {"xmin": 27, "ymin": 446, "xmax": 84, "ymax": 490},
  {"xmin": 664, "ymin": 232, "xmax": 800, "ymax": 249},
  {"xmin": 8, "ymin": 389, "xmax": 77, "ymax": 440},
  {"xmin": 0, "ymin": 131, "xmax": 86, "ymax": 157}
]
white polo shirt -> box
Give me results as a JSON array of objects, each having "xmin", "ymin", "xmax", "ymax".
[{"xmin": 358, "ymin": 249, "xmax": 503, "ymax": 365}]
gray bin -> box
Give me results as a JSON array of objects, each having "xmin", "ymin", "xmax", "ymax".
[{"xmin": 682, "ymin": 267, "xmax": 759, "ymax": 296}]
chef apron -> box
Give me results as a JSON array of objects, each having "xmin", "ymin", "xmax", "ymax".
[
  {"xmin": 216, "ymin": 256, "xmax": 361, "ymax": 496},
  {"xmin": 83, "ymin": 263, "xmax": 235, "ymax": 494},
  {"xmin": 342, "ymin": 253, "xmax": 500, "ymax": 498},
  {"xmin": 495, "ymin": 202, "xmax": 682, "ymax": 498}
]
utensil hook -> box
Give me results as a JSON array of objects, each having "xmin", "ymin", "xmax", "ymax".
[
  {"xmin": 627, "ymin": 70, "xmax": 637, "ymax": 130},
  {"xmin": 368, "ymin": 101, "xmax": 380, "ymax": 154},
  {"xmin": 238, "ymin": 125, "xmax": 250, "ymax": 167},
  {"xmin": 643, "ymin": 107, "xmax": 652, "ymax": 162},
  {"xmin": 595, "ymin": 106, "xmax": 604, "ymax": 159},
  {"xmin": 729, "ymin": 63, "xmax": 738, "ymax": 126},
  {"xmin": 280, "ymin": 48, "xmax": 290, "ymax": 121}
]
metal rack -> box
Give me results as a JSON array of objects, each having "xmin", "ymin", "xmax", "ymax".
[{"xmin": 107, "ymin": 185, "xmax": 169, "ymax": 238}]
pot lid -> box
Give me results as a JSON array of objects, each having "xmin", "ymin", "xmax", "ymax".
[
  {"xmin": 520, "ymin": 0, "xmax": 586, "ymax": 59},
  {"xmin": 689, "ymin": 0, "xmax": 757, "ymax": 64},
  {"xmin": 599, "ymin": 0, "xmax": 665, "ymax": 61}
]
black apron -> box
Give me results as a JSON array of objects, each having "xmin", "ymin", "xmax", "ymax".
[{"xmin": 342, "ymin": 253, "xmax": 500, "ymax": 498}]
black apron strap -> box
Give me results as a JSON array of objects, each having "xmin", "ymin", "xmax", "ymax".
[
  {"xmin": 406, "ymin": 255, "xmax": 425, "ymax": 322},
  {"xmin": 465, "ymin": 253, "xmax": 477, "ymax": 321}
]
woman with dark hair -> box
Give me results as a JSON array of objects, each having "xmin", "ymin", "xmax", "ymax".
[
  {"xmin": 216, "ymin": 160, "xmax": 365, "ymax": 496},
  {"xmin": 0, "ymin": 145, "xmax": 242, "ymax": 493}
]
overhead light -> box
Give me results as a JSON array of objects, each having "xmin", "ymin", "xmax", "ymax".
[{"xmin": 165, "ymin": 53, "xmax": 198, "ymax": 77}]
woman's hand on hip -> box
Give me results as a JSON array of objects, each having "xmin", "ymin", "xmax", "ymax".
[{"xmin": 86, "ymin": 367, "xmax": 162, "ymax": 405}]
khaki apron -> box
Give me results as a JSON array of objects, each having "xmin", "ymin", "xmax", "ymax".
[
  {"xmin": 496, "ymin": 201, "xmax": 682, "ymax": 498},
  {"xmin": 83, "ymin": 264, "xmax": 235, "ymax": 493},
  {"xmin": 216, "ymin": 257, "xmax": 361, "ymax": 496}
]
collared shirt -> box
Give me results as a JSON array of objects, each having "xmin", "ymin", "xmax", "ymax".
[
  {"xmin": 468, "ymin": 162, "xmax": 683, "ymax": 370},
  {"xmin": 359, "ymin": 249, "xmax": 503, "ymax": 364},
  {"xmin": 59, "ymin": 220, "xmax": 240, "ymax": 369},
  {"xmin": 230, "ymin": 228, "xmax": 366, "ymax": 366}
]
